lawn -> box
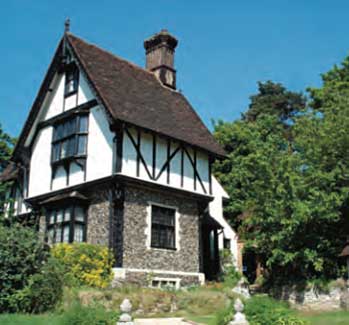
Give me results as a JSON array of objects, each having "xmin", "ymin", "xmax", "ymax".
[
  {"xmin": 0, "ymin": 314, "xmax": 63, "ymax": 325},
  {"xmin": 301, "ymin": 310, "xmax": 349, "ymax": 325}
]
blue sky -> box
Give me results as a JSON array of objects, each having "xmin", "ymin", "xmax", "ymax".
[{"xmin": 1, "ymin": 0, "xmax": 349, "ymax": 136}]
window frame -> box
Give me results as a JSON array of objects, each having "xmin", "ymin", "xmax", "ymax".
[
  {"xmin": 46, "ymin": 204, "xmax": 87, "ymax": 244},
  {"xmin": 64, "ymin": 64, "xmax": 79, "ymax": 98},
  {"xmin": 148, "ymin": 203, "xmax": 178, "ymax": 251},
  {"xmin": 51, "ymin": 114, "xmax": 89, "ymax": 166}
]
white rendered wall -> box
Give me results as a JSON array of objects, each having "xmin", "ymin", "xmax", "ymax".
[
  {"xmin": 122, "ymin": 127, "xmax": 210, "ymax": 195},
  {"xmin": 85, "ymin": 106, "xmax": 114, "ymax": 181},
  {"xmin": 78, "ymin": 72, "xmax": 94, "ymax": 105},
  {"xmin": 29, "ymin": 127, "xmax": 53, "ymax": 197},
  {"xmin": 69, "ymin": 162, "xmax": 84, "ymax": 186},
  {"xmin": 42, "ymin": 69, "xmax": 93, "ymax": 121},
  {"xmin": 209, "ymin": 176, "xmax": 238, "ymax": 266},
  {"xmin": 43, "ymin": 74, "xmax": 65, "ymax": 120},
  {"xmin": 52, "ymin": 165, "xmax": 66, "ymax": 191}
]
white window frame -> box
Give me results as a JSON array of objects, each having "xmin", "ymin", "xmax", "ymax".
[
  {"xmin": 150, "ymin": 277, "xmax": 181, "ymax": 290},
  {"xmin": 145, "ymin": 201, "xmax": 180, "ymax": 251}
]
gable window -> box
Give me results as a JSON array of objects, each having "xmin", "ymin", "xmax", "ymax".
[
  {"xmin": 52, "ymin": 114, "xmax": 88, "ymax": 163},
  {"xmin": 64, "ymin": 65, "xmax": 79, "ymax": 97},
  {"xmin": 151, "ymin": 205, "xmax": 176, "ymax": 250},
  {"xmin": 46, "ymin": 205, "xmax": 86, "ymax": 244}
]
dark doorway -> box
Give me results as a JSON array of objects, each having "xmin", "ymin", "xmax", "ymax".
[
  {"xmin": 201, "ymin": 214, "xmax": 222, "ymax": 281},
  {"xmin": 242, "ymin": 249, "xmax": 257, "ymax": 284}
]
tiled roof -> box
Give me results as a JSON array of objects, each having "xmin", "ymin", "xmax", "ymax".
[{"xmin": 67, "ymin": 34, "xmax": 225, "ymax": 157}]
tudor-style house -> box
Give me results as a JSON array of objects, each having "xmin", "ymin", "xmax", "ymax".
[{"xmin": 1, "ymin": 24, "xmax": 238, "ymax": 286}]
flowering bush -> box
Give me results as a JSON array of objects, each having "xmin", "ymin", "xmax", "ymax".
[{"xmin": 51, "ymin": 243, "xmax": 114, "ymax": 288}]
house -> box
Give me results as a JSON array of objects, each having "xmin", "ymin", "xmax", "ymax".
[{"xmin": 1, "ymin": 23, "xmax": 238, "ymax": 287}]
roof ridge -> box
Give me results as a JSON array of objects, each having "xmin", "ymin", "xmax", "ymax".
[{"xmin": 66, "ymin": 33, "xmax": 180, "ymax": 94}]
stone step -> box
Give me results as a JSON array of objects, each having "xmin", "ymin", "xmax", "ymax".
[{"xmin": 134, "ymin": 318, "xmax": 196, "ymax": 325}]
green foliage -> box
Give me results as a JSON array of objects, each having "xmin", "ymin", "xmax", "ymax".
[
  {"xmin": 244, "ymin": 295, "xmax": 306, "ymax": 325},
  {"xmin": 212, "ymin": 302, "xmax": 234, "ymax": 325},
  {"xmin": 61, "ymin": 301, "xmax": 119, "ymax": 325},
  {"xmin": 0, "ymin": 123, "xmax": 15, "ymax": 218},
  {"xmin": 244, "ymin": 81, "xmax": 306, "ymax": 123},
  {"xmin": 9, "ymin": 257, "xmax": 64, "ymax": 313},
  {"xmin": 221, "ymin": 266, "xmax": 242, "ymax": 288},
  {"xmin": 214, "ymin": 73, "xmax": 349, "ymax": 282},
  {"xmin": 51, "ymin": 243, "xmax": 114, "ymax": 288},
  {"xmin": 0, "ymin": 224, "xmax": 52, "ymax": 312}
]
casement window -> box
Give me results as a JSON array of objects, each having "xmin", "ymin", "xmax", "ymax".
[
  {"xmin": 52, "ymin": 115, "xmax": 88, "ymax": 163},
  {"xmin": 64, "ymin": 65, "xmax": 79, "ymax": 97},
  {"xmin": 46, "ymin": 205, "xmax": 86, "ymax": 244},
  {"xmin": 151, "ymin": 205, "xmax": 176, "ymax": 250}
]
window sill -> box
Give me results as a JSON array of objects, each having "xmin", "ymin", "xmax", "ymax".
[
  {"xmin": 64, "ymin": 90, "xmax": 78, "ymax": 98},
  {"xmin": 52, "ymin": 155, "xmax": 87, "ymax": 167},
  {"xmin": 149, "ymin": 246, "xmax": 178, "ymax": 252}
]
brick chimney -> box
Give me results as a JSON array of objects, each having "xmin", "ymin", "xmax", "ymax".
[{"xmin": 144, "ymin": 29, "xmax": 178, "ymax": 89}]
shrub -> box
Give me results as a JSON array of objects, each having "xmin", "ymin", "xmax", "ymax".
[
  {"xmin": 222, "ymin": 265, "xmax": 242, "ymax": 288},
  {"xmin": 244, "ymin": 295, "xmax": 307, "ymax": 325},
  {"xmin": 0, "ymin": 224, "xmax": 53, "ymax": 312},
  {"xmin": 213, "ymin": 302, "xmax": 234, "ymax": 325},
  {"xmin": 10, "ymin": 257, "xmax": 64, "ymax": 313},
  {"xmin": 61, "ymin": 301, "xmax": 119, "ymax": 325},
  {"xmin": 51, "ymin": 243, "xmax": 114, "ymax": 288}
]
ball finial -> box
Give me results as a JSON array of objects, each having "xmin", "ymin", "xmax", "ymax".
[{"xmin": 64, "ymin": 18, "xmax": 70, "ymax": 33}]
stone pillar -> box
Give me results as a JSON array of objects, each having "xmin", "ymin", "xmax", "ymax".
[
  {"xmin": 117, "ymin": 299, "xmax": 134, "ymax": 325},
  {"xmin": 229, "ymin": 298, "xmax": 249, "ymax": 325}
]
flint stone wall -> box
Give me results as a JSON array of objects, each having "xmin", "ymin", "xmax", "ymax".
[
  {"xmin": 271, "ymin": 284, "xmax": 349, "ymax": 311},
  {"xmin": 86, "ymin": 189, "xmax": 110, "ymax": 246},
  {"xmin": 122, "ymin": 185, "xmax": 201, "ymax": 274},
  {"xmin": 124, "ymin": 270, "xmax": 202, "ymax": 287}
]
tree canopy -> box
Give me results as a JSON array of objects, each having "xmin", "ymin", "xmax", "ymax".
[{"xmin": 214, "ymin": 73, "xmax": 349, "ymax": 282}]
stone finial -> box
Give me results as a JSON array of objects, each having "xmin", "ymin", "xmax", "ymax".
[
  {"xmin": 117, "ymin": 299, "xmax": 134, "ymax": 325},
  {"xmin": 229, "ymin": 298, "xmax": 249, "ymax": 325},
  {"xmin": 64, "ymin": 18, "xmax": 70, "ymax": 33}
]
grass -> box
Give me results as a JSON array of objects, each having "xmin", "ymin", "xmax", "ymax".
[
  {"xmin": 301, "ymin": 310, "xmax": 349, "ymax": 325},
  {"xmin": 0, "ymin": 314, "xmax": 63, "ymax": 325}
]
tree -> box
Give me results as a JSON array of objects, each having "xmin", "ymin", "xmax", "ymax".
[
  {"xmin": 214, "ymin": 76, "xmax": 348, "ymax": 283},
  {"xmin": 243, "ymin": 81, "xmax": 306, "ymax": 124},
  {"xmin": 0, "ymin": 124, "xmax": 15, "ymax": 218},
  {"xmin": 0, "ymin": 123, "xmax": 15, "ymax": 173}
]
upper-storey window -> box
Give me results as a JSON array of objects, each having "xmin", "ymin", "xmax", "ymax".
[
  {"xmin": 151, "ymin": 205, "xmax": 176, "ymax": 250},
  {"xmin": 64, "ymin": 64, "xmax": 79, "ymax": 97},
  {"xmin": 52, "ymin": 115, "xmax": 88, "ymax": 163}
]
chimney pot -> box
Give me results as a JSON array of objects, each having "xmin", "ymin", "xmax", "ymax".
[{"xmin": 144, "ymin": 30, "xmax": 178, "ymax": 89}]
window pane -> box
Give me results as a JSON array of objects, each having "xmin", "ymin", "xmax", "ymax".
[
  {"xmin": 79, "ymin": 116, "xmax": 88, "ymax": 132},
  {"xmin": 56, "ymin": 210, "xmax": 63, "ymax": 222},
  {"xmin": 75, "ymin": 206, "xmax": 84, "ymax": 222},
  {"xmin": 151, "ymin": 227, "xmax": 159, "ymax": 247},
  {"xmin": 52, "ymin": 143, "xmax": 61, "ymax": 161},
  {"xmin": 49, "ymin": 212, "xmax": 55, "ymax": 224},
  {"xmin": 48, "ymin": 228, "xmax": 54, "ymax": 244},
  {"xmin": 74, "ymin": 224, "xmax": 84, "ymax": 242},
  {"xmin": 56, "ymin": 226, "xmax": 62, "ymax": 243},
  {"xmin": 77, "ymin": 135, "xmax": 87, "ymax": 155},
  {"xmin": 54, "ymin": 124, "xmax": 64, "ymax": 141},
  {"xmin": 63, "ymin": 225, "xmax": 70, "ymax": 243},
  {"xmin": 67, "ymin": 137, "xmax": 76, "ymax": 157},
  {"xmin": 64, "ymin": 208, "xmax": 71, "ymax": 221},
  {"xmin": 64, "ymin": 118, "xmax": 76, "ymax": 137},
  {"xmin": 151, "ymin": 205, "xmax": 175, "ymax": 249},
  {"xmin": 61, "ymin": 140, "xmax": 68, "ymax": 158},
  {"xmin": 152, "ymin": 206, "xmax": 175, "ymax": 226}
]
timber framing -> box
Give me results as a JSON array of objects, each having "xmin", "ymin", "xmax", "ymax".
[
  {"xmin": 25, "ymin": 173, "xmax": 213, "ymax": 207},
  {"xmin": 124, "ymin": 125, "xmax": 209, "ymax": 194}
]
